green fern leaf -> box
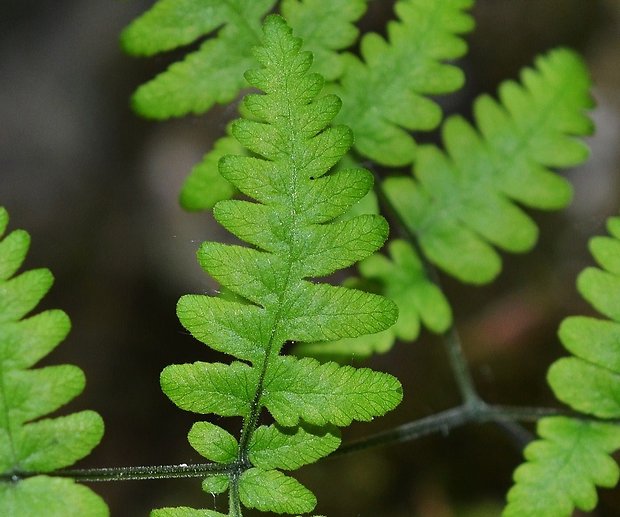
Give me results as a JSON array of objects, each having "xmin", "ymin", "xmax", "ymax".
[
  {"xmin": 161, "ymin": 361, "xmax": 255, "ymax": 417},
  {"xmin": 261, "ymin": 356, "xmax": 401, "ymax": 427},
  {"xmin": 248, "ymin": 423, "xmax": 340, "ymax": 471},
  {"xmin": 504, "ymin": 417, "xmax": 620, "ymax": 517},
  {"xmin": 187, "ymin": 422, "xmax": 238, "ymax": 463},
  {"xmin": 0, "ymin": 207, "xmax": 107, "ymax": 516},
  {"xmin": 359, "ymin": 240, "xmax": 451, "ymax": 338},
  {"xmin": 281, "ymin": 0, "xmax": 367, "ymax": 81},
  {"xmin": 239, "ymin": 467, "xmax": 315, "ymax": 514},
  {"xmin": 127, "ymin": 0, "xmax": 474, "ymax": 212},
  {"xmin": 505, "ymin": 216, "xmax": 620, "ymax": 515},
  {"xmin": 159, "ymin": 15, "xmax": 401, "ymax": 514},
  {"xmin": 122, "ymin": 0, "xmax": 369, "ymax": 120},
  {"xmin": 121, "ymin": 0, "xmax": 274, "ymax": 119},
  {"xmin": 549, "ymin": 216, "xmax": 620, "ymax": 417},
  {"xmin": 0, "ymin": 476, "xmax": 108, "ymax": 517},
  {"xmin": 385, "ymin": 48, "xmax": 594, "ymax": 284},
  {"xmin": 201, "ymin": 475, "xmax": 229, "ymax": 495},
  {"xmin": 295, "ymin": 239, "xmax": 452, "ymax": 360},
  {"xmin": 332, "ymin": 0, "xmax": 474, "ymax": 166}
]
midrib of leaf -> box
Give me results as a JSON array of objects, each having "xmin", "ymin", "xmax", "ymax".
[
  {"xmin": 236, "ymin": 84, "xmax": 313, "ymax": 464},
  {"xmin": 551, "ymin": 422, "xmax": 590, "ymax": 481},
  {"xmin": 492, "ymin": 71, "xmax": 577, "ymax": 177},
  {"xmin": 0, "ymin": 367, "xmax": 19, "ymax": 471}
]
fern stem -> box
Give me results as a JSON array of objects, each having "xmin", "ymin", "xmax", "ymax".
[
  {"xmin": 442, "ymin": 325, "xmax": 481, "ymax": 408},
  {"xmin": 333, "ymin": 406, "xmax": 472, "ymax": 456},
  {"xmin": 332, "ymin": 404, "xmax": 566, "ymax": 457},
  {"xmin": 50, "ymin": 462, "xmax": 230, "ymax": 482},
  {"xmin": 6, "ymin": 406, "xmax": 605, "ymax": 483},
  {"xmin": 229, "ymin": 472, "xmax": 243, "ymax": 517},
  {"xmin": 371, "ymin": 167, "xmax": 481, "ymax": 407}
]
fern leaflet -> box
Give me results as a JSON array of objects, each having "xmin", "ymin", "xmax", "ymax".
[
  {"xmin": 121, "ymin": 0, "xmax": 274, "ymax": 119},
  {"xmin": 155, "ymin": 16, "xmax": 402, "ymax": 515},
  {"xmin": 384, "ymin": 48, "xmax": 594, "ymax": 285},
  {"xmin": 550, "ymin": 217, "xmax": 620, "ymax": 416},
  {"xmin": 295, "ymin": 239, "xmax": 452, "ymax": 360},
  {"xmin": 331, "ymin": 0, "xmax": 474, "ymax": 166},
  {"xmin": 0, "ymin": 207, "xmax": 107, "ymax": 516},
  {"xmin": 505, "ymin": 216, "xmax": 620, "ymax": 516},
  {"xmin": 121, "ymin": 0, "xmax": 367, "ymax": 120},
  {"xmin": 280, "ymin": 0, "xmax": 367, "ymax": 81}
]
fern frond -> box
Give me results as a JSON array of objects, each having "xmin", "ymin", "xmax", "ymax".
[
  {"xmin": 0, "ymin": 207, "xmax": 107, "ymax": 516},
  {"xmin": 505, "ymin": 417, "xmax": 620, "ymax": 517},
  {"xmin": 385, "ymin": 48, "xmax": 594, "ymax": 284},
  {"xmin": 505, "ymin": 216, "xmax": 620, "ymax": 516},
  {"xmin": 121, "ymin": 0, "xmax": 275, "ymax": 119},
  {"xmin": 550, "ymin": 217, "xmax": 620, "ymax": 416},
  {"xmin": 332, "ymin": 0, "xmax": 474, "ymax": 166},
  {"xmin": 156, "ymin": 16, "xmax": 401, "ymax": 515},
  {"xmin": 122, "ymin": 0, "xmax": 368, "ymax": 120}
]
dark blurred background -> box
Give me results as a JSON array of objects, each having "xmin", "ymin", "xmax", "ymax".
[{"xmin": 1, "ymin": 1, "xmax": 619, "ymax": 515}]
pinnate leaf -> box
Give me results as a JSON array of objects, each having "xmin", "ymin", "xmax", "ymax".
[
  {"xmin": 122, "ymin": 0, "xmax": 369, "ymax": 120},
  {"xmin": 332, "ymin": 0, "xmax": 474, "ymax": 166},
  {"xmin": 134, "ymin": 0, "xmax": 371, "ymax": 210},
  {"xmin": 549, "ymin": 216, "xmax": 620, "ymax": 418},
  {"xmin": 0, "ymin": 207, "xmax": 106, "ymax": 515},
  {"xmin": 122, "ymin": 0, "xmax": 274, "ymax": 119},
  {"xmin": 129, "ymin": 0, "xmax": 473, "ymax": 209},
  {"xmin": 385, "ymin": 48, "xmax": 593, "ymax": 284},
  {"xmin": 504, "ymin": 417, "xmax": 620, "ymax": 517},
  {"xmin": 160, "ymin": 16, "xmax": 401, "ymax": 514},
  {"xmin": 506, "ymin": 216, "xmax": 620, "ymax": 515}
]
